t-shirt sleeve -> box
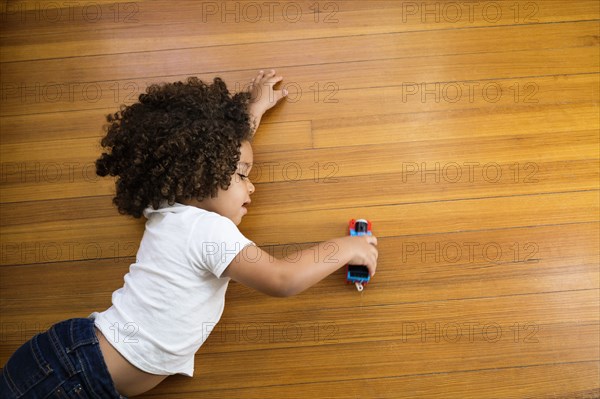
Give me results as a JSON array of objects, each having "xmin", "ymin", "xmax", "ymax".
[{"xmin": 187, "ymin": 213, "xmax": 254, "ymax": 278}]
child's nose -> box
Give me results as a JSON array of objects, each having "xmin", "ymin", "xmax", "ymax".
[{"xmin": 248, "ymin": 181, "xmax": 255, "ymax": 194}]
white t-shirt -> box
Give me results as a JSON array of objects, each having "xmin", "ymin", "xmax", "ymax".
[{"xmin": 89, "ymin": 201, "xmax": 253, "ymax": 376}]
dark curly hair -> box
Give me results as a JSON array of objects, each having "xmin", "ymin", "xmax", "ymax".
[{"xmin": 95, "ymin": 77, "xmax": 253, "ymax": 218}]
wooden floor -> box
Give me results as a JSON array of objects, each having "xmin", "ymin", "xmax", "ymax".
[{"xmin": 1, "ymin": 1, "xmax": 599, "ymax": 397}]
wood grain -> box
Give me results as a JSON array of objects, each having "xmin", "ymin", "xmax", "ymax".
[{"xmin": 1, "ymin": 1, "xmax": 598, "ymax": 397}]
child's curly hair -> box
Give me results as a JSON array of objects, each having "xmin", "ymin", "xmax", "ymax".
[{"xmin": 96, "ymin": 77, "xmax": 253, "ymax": 218}]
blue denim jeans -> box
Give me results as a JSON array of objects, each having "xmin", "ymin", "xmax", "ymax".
[{"xmin": 0, "ymin": 317, "xmax": 126, "ymax": 398}]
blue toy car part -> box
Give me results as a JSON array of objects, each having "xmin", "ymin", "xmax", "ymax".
[{"xmin": 346, "ymin": 219, "xmax": 372, "ymax": 292}]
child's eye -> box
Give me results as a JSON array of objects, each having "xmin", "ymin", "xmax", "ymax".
[{"xmin": 237, "ymin": 173, "xmax": 248, "ymax": 180}]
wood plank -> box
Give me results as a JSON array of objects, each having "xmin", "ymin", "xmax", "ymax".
[
  {"xmin": 139, "ymin": 362, "xmax": 600, "ymax": 398},
  {"xmin": 1, "ymin": 222, "xmax": 597, "ymax": 317},
  {"xmin": 0, "ymin": 108, "xmax": 312, "ymax": 146},
  {"xmin": 1, "ymin": 188, "xmax": 597, "ymax": 265},
  {"xmin": 247, "ymin": 130, "xmax": 599, "ymax": 185},
  {"xmin": 242, "ymin": 190, "xmax": 599, "ymax": 244},
  {"xmin": 2, "ymin": 219, "xmax": 598, "ymax": 391},
  {"xmin": 313, "ymin": 102, "xmax": 600, "ymax": 148},
  {"xmin": 1, "ymin": 2, "xmax": 598, "ymax": 397},
  {"xmin": 226, "ymin": 222, "xmax": 600, "ymax": 314},
  {"xmin": 1, "ymin": 101, "xmax": 596, "ymax": 152},
  {"xmin": 145, "ymin": 291, "xmax": 598, "ymax": 393},
  {"xmin": 2, "ymin": 43, "xmax": 598, "ymax": 117},
  {"xmin": 130, "ymin": 320, "xmax": 600, "ymax": 392},
  {"xmin": 3, "ymin": 288, "xmax": 599, "ymax": 370},
  {"xmin": 0, "ymin": 108, "xmax": 109, "ymax": 144},
  {"xmin": 2, "ymin": 127, "xmax": 596, "ymax": 203},
  {"xmin": 2, "ymin": 157, "xmax": 598, "ymax": 225},
  {"xmin": 245, "ymin": 158, "xmax": 600, "ymax": 215},
  {"xmin": 7, "ymin": 288, "xmax": 596, "ymax": 355},
  {"xmin": 3, "ymin": 127, "xmax": 597, "ymax": 176},
  {"xmin": 2, "ymin": 1, "xmax": 598, "ymax": 62},
  {"xmin": 1, "ymin": 21, "xmax": 597, "ymax": 100},
  {"xmin": 3, "ymin": 289, "xmax": 598, "ymax": 396},
  {"xmin": 270, "ymin": 74, "xmax": 599, "ymax": 124},
  {"xmin": 0, "ymin": 81, "xmax": 598, "ymax": 152},
  {"xmin": 195, "ymin": 291, "xmax": 600, "ymax": 355}
]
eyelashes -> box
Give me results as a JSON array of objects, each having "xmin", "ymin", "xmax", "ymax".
[{"xmin": 237, "ymin": 173, "xmax": 249, "ymax": 180}]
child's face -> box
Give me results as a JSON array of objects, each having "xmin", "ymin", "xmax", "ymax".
[{"xmin": 184, "ymin": 141, "xmax": 255, "ymax": 225}]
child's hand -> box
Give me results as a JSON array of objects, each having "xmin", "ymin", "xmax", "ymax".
[
  {"xmin": 247, "ymin": 70, "xmax": 287, "ymax": 132},
  {"xmin": 346, "ymin": 235, "xmax": 379, "ymax": 277},
  {"xmin": 249, "ymin": 69, "xmax": 287, "ymax": 113}
]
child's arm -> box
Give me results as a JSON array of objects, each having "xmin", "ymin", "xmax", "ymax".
[
  {"xmin": 247, "ymin": 70, "xmax": 288, "ymax": 135},
  {"xmin": 223, "ymin": 235, "xmax": 378, "ymax": 297}
]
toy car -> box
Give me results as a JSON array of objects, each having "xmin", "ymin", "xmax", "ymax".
[{"xmin": 346, "ymin": 219, "xmax": 372, "ymax": 291}]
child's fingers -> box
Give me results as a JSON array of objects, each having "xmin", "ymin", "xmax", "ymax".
[
  {"xmin": 249, "ymin": 76, "xmax": 259, "ymax": 88},
  {"xmin": 274, "ymin": 88, "xmax": 288, "ymax": 101},
  {"xmin": 255, "ymin": 75, "xmax": 285, "ymax": 96},
  {"xmin": 267, "ymin": 75, "xmax": 284, "ymax": 87},
  {"xmin": 252, "ymin": 70, "xmax": 265, "ymax": 84},
  {"xmin": 257, "ymin": 73, "xmax": 282, "ymax": 85},
  {"xmin": 255, "ymin": 70, "xmax": 280, "ymax": 82},
  {"xmin": 272, "ymin": 90, "xmax": 287, "ymax": 104},
  {"xmin": 369, "ymin": 246, "xmax": 379, "ymax": 274},
  {"xmin": 366, "ymin": 235, "xmax": 378, "ymax": 246}
]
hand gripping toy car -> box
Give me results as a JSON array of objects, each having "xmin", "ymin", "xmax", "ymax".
[{"xmin": 346, "ymin": 219, "xmax": 372, "ymax": 292}]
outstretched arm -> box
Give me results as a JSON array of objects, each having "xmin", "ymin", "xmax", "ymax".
[
  {"xmin": 223, "ymin": 235, "xmax": 378, "ymax": 297},
  {"xmin": 246, "ymin": 69, "xmax": 288, "ymax": 135}
]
